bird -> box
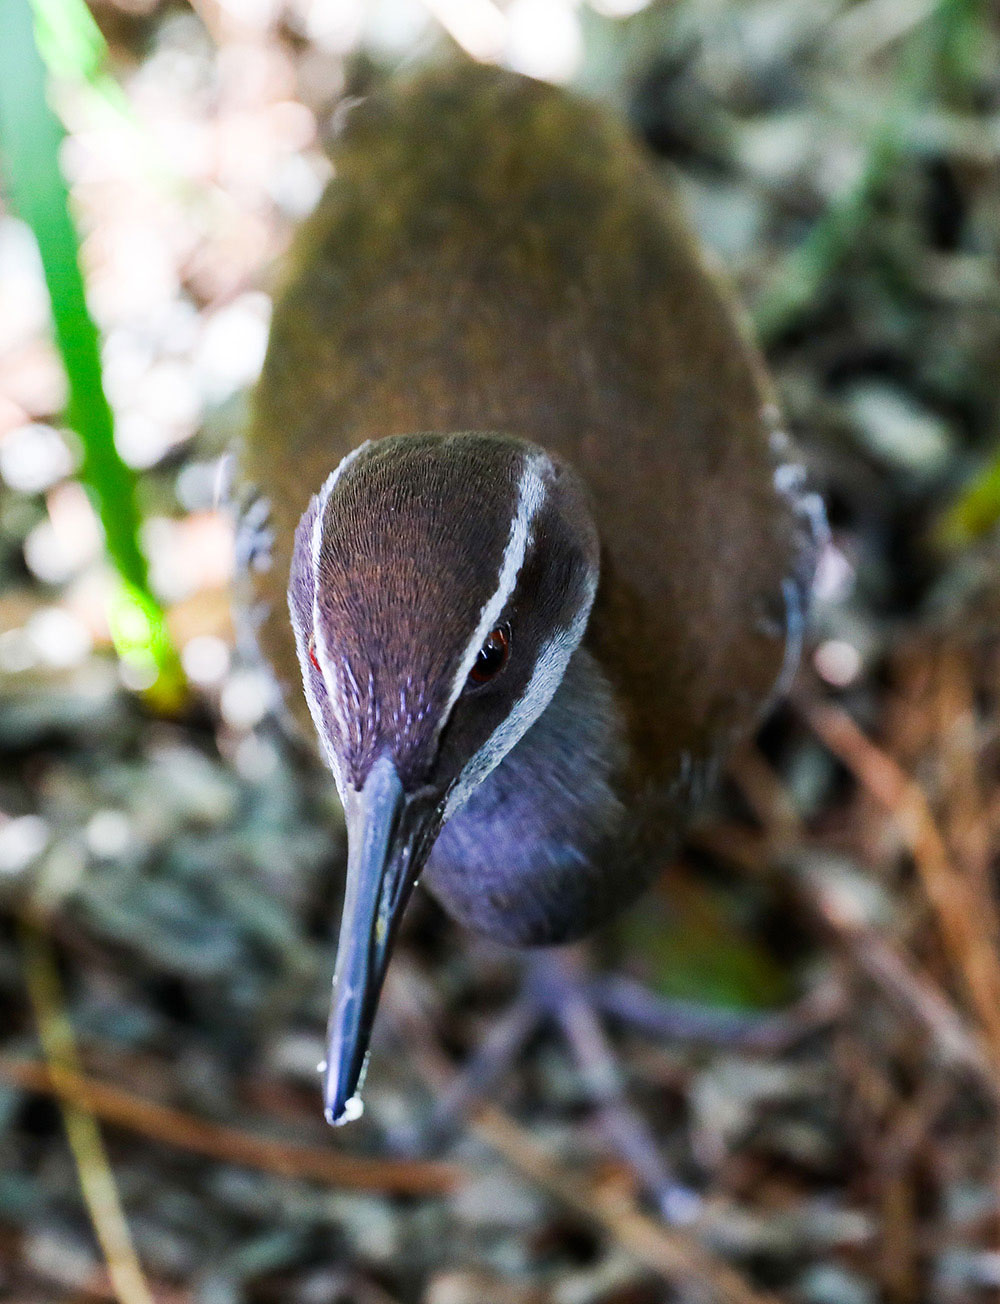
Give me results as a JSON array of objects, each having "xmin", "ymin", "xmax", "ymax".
[{"xmin": 237, "ymin": 61, "xmax": 824, "ymax": 1133}]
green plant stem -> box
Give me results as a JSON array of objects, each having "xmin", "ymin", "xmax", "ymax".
[{"xmin": 0, "ymin": 0, "xmax": 183, "ymax": 706}]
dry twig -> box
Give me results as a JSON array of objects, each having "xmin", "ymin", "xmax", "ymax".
[
  {"xmin": 719, "ymin": 740, "xmax": 998, "ymax": 1090},
  {"xmin": 695, "ymin": 820, "xmax": 991, "ymax": 1083},
  {"xmin": 0, "ymin": 1054, "xmax": 460, "ymax": 1197},
  {"xmin": 802, "ymin": 699, "xmax": 1000, "ymax": 1070},
  {"xmin": 19, "ymin": 918, "xmax": 157, "ymax": 1304}
]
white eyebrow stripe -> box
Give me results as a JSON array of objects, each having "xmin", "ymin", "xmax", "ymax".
[
  {"xmin": 291, "ymin": 553, "xmax": 349, "ymax": 801},
  {"xmin": 437, "ymin": 451, "xmax": 549, "ymax": 735},
  {"xmin": 443, "ymin": 568, "xmax": 598, "ymax": 820},
  {"xmin": 303, "ymin": 441, "xmax": 373, "ymax": 798}
]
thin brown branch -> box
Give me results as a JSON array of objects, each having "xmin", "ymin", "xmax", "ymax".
[
  {"xmin": 801, "ymin": 700, "xmax": 1000, "ymax": 1068},
  {"xmin": 719, "ymin": 736, "xmax": 1000, "ymax": 1092},
  {"xmin": 20, "ymin": 920, "xmax": 157, "ymax": 1304},
  {"xmin": 0, "ymin": 1056, "xmax": 460, "ymax": 1197},
  {"xmin": 693, "ymin": 823, "xmax": 993, "ymax": 1086}
]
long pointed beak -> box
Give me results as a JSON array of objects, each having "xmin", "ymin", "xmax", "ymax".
[{"xmin": 322, "ymin": 756, "xmax": 436, "ymax": 1125}]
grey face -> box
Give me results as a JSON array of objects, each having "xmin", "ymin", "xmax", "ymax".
[{"xmin": 287, "ymin": 432, "xmax": 599, "ymax": 1124}]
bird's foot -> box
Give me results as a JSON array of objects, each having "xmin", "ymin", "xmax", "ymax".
[{"xmin": 389, "ymin": 945, "xmax": 793, "ymax": 1223}]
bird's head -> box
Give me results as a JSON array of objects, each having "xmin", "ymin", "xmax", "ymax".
[{"xmin": 288, "ymin": 432, "xmax": 599, "ymax": 1123}]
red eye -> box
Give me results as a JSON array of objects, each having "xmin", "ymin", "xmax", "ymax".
[
  {"xmin": 308, "ymin": 633, "xmax": 320, "ymax": 672},
  {"xmin": 469, "ymin": 626, "xmax": 510, "ymax": 685}
]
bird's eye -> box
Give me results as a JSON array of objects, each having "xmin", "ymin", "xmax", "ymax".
[
  {"xmin": 468, "ymin": 625, "xmax": 510, "ymax": 685},
  {"xmin": 308, "ymin": 633, "xmax": 321, "ymax": 672}
]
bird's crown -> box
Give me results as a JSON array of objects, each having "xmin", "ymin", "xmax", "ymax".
[{"xmin": 288, "ymin": 431, "xmax": 599, "ymax": 808}]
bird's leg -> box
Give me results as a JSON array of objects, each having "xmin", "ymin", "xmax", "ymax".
[
  {"xmin": 394, "ymin": 944, "xmax": 700, "ymax": 1220},
  {"xmin": 421, "ymin": 988, "xmax": 543, "ymax": 1150},
  {"xmin": 587, "ymin": 972, "xmax": 797, "ymax": 1053},
  {"xmin": 585, "ymin": 963, "xmax": 845, "ymax": 1059},
  {"xmin": 387, "ymin": 942, "xmax": 817, "ymax": 1218},
  {"xmin": 383, "ymin": 963, "xmax": 546, "ymax": 1155},
  {"xmin": 527, "ymin": 946, "xmax": 700, "ymax": 1223}
]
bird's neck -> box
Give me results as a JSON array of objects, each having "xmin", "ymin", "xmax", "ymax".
[{"xmin": 423, "ymin": 645, "xmax": 633, "ymax": 946}]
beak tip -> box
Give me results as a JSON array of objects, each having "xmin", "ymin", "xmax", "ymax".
[
  {"xmin": 324, "ymin": 1088, "xmax": 365, "ymax": 1127},
  {"xmin": 323, "ymin": 1050, "xmax": 367, "ymax": 1126}
]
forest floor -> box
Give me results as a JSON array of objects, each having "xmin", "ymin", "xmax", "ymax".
[{"xmin": 3, "ymin": 1, "xmax": 1000, "ymax": 1301}]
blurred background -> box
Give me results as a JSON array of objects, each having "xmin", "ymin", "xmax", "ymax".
[{"xmin": 3, "ymin": 0, "xmax": 1000, "ymax": 1300}]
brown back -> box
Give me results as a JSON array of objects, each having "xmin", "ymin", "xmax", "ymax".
[{"xmin": 243, "ymin": 62, "xmax": 803, "ymax": 788}]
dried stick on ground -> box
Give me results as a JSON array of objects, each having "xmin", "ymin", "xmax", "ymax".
[
  {"xmin": 0, "ymin": 1054, "xmax": 460, "ymax": 1196},
  {"xmin": 801, "ymin": 699, "xmax": 1000, "ymax": 1072},
  {"xmin": 19, "ymin": 918, "xmax": 157, "ymax": 1304},
  {"xmin": 695, "ymin": 820, "xmax": 992, "ymax": 1084},
  {"xmin": 719, "ymin": 744, "xmax": 996, "ymax": 1091}
]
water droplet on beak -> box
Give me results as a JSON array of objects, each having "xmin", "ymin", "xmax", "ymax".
[{"xmin": 325, "ymin": 1094, "xmax": 364, "ymax": 1127}]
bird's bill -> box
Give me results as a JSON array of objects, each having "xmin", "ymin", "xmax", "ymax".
[{"xmin": 322, "ymin": 756, "xmax": 435, "ymax": 1126}]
